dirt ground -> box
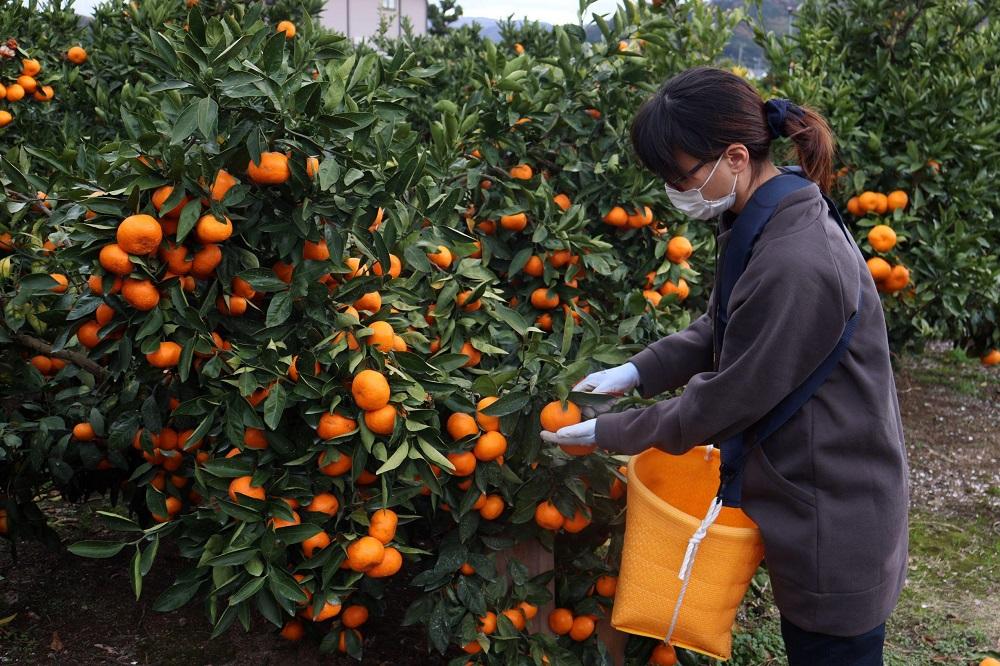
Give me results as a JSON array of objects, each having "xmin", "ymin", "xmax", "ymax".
[{"xmin": 1, "ymin": 343, "xmax": 998, "ymax": 665}]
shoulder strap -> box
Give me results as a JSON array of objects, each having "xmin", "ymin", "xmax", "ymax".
[
  {"xmin": 714, "ymin": 168, "xmax": 865, "ymax": 508},
  {"xmin": 713, "ymin": 170, "xmax": 814, "ymax": 354}
]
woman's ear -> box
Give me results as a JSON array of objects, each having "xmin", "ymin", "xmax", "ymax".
[{"xmin": 725, "ymin": 144, "xmax": 751, "ymax": 174}]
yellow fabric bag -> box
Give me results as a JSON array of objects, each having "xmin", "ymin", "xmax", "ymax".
[{"xmin": 611, "ymin": 445, "xmax": 765, "ymax": 660}]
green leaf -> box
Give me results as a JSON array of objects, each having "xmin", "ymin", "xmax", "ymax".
[
  {"xmin": 375, "ymin": 442, "xmax": 409, "ymax": 474},
  {"xmin": 273, "ymin": 523, "xmax": 322, "ymax": 544},
  {"xmin": 68, "ymin": 540, "xmax": 127, "ymax": 559},
  {"xmin": 204, "ymin": 547, "xmax": 259, "ymax": 567},
  {"xmin": 96, "ymin": 511, "xmax": 143, "ymax": 532},
  {"xmin": 480, "ymin": 392, "xmax": 529, "ymax": 417},
  {"xmin": 197, "ymin": 97, "xmax": 219, "ymax": 141},
  {"xmin": 229, "ymin": 576, "xmax": 267, "ymax": 606},
  {"xmin": 266, "ymin": 291, "xmax": 293, "ymax": 327},
  {"xmin": 171, "ymin": 100, "xmax": 201, "ymax": 144}
]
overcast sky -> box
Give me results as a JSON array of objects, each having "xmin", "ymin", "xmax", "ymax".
[{"xmin": 70, "ymin": 0, "xmax": 622, "ymax": 25}]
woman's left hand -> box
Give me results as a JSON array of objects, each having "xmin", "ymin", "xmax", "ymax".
[{"xmin": 540, "ymin": 418, "xmax": 597, "ymax": 448}]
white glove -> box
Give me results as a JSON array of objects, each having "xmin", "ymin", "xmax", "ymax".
[
  {"xmin": 572, "ymin": 362, "xmax": 640, "ymax": 396},
  {"xmin": 540, "ymin": 418, "xmax": 597, "ymax": 447}
]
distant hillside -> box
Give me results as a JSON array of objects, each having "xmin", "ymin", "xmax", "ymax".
[{"xmin": 453, "ymin": 0, "xmax": 801, "ymax": 70}]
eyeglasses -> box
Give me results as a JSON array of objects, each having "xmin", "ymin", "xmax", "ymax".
[{"xmin": 664, "ymin": 158, "xmax": 711, "ymax": 191}]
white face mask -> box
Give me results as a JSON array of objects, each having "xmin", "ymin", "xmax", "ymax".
[{"xmin": 664, "ymin": 154, "xmax": 738, "ymax": 220}]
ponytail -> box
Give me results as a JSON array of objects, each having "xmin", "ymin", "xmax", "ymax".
[{"xmin": 777, "ymin": 103, "xmax": 836, "ymax": 194}]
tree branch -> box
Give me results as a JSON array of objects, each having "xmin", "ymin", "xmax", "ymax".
[{"xmin": 12, "ymin": 332, "xmax": 109, "ymax": 378}]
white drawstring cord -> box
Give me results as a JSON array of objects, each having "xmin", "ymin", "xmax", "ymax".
[
  {"xmin": 663, "ymin": 496, "xmax": 724, "ymax": 644},
  {"xmin": 703, "ymin": 443, "xmax": 715, "ymax": 460}
]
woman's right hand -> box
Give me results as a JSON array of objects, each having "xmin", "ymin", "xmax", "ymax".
[{"xmin": 572, "ymin": 362, "xmax": 640, "ymax": 396}]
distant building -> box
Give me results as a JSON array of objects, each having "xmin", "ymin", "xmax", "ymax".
[{"xmin": 321, "ymin": 0, "xmax": 428, "ymax": 41}]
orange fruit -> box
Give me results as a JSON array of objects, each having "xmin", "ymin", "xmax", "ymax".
[
  {"xmin": 460, "ymin": 562, "xmax": 476, "ymax": 575},
  {"xmin": 658, "ymin": 278, "xmax": 690, "ymax": 301},
  {"xmin": 190, "ymin": 244, "xmax": 222, "ymax": 278},
  {"xmin": 151, "ymin": 185, "xmax": 190, "ymax": 219},
  {"xmin": 563, "ymin": 509, "xmax": 591, "ymax": 533},
  {"xmin": 305, "ymin": 156, "xmax": 320, "ymax": 178},
  {"xmin": 367, "ymin": 546, "xmax": 402, "ymax": 577},
  {"xmin": 981, "ymin": 350, "xmax": 1000, "ymax": 367},
  {"xmin": 273, "ymin": 260, "xmax": 294, "ymax": 284},
  {"xmin": 277, "ymin": 20, "xmax": 296, "ymax": 38},
  {"xmin": 463, "ymin": 641, "xmax": 482, "ymax": 655},
  {"xmin": 446, "ymin": 451, "xmax": 477, "ymax": 477},
  {"xmin": 368, "ymin": 508, "xmax": 398, "ymax": 545},
  {"xmin": 305, "ymin": 492, "xmax": 339, "ymax": 515},
  {"xmin": 540, "ymin": 399, "xmax": 581, "ymax": 432},
  {"xmin": 456, "ymin": 290, "xmax": 481, "ymax": 311},
  {"xmin": 67, "ymin": 46, "xmax": 87, "ymax": 64},
  {"xmin": 21, "ymin": 59, "xmax": 41, "ymax": 76},
  {"xmin": 146, "ymin": 341, "xmax": 182, "ymax": 367},
  {"xmin": 460, "ymin": 342, "xmax": 481, "ymax": 368},
  {"xmin": 341, "ymin": 605, "xmax": 369, "ymax": 629},
  {"xmin": 858, "ymin": 191, "xmax": 880, "ymax": 213},
  {"xmin": 523, "ymin": 255, "xmax": 545, "ymax": 277},
  {"xmin": 16, "ymin": 75, "xmax": 37, "ymax": 94},
  {"xmin": 316, "ymin": 412, "xmax": 358, "ymax": 439},
  {"xmin": 48, "ymin": 274, "xmax": 68, "ymax": 293},
  {"xmin": 530, "ymin": 287, "xmax": 559, "ymax": 309},
  {"xmin": 886, "ymin": 190, "xmax": 908, "ymax": 211},
  {"xmin": 33, "ymin": 86, "xmax": 53, "ymax": 103},
  {"xmin": 228, "ymin": 476, "xmax": 265, "ymax": 503},
  {"xmin": 216, "ymin": 295, "xmax": 247, "ymax": 316},
  {"xmin": 594, "ymin": 575, "xmax": 617, "ymax": 597},
  {"xmin": 427, "ymin": 245, "xmax": 453, "ymax": 269},
  {"xmin": 5, "ymin": 84, "xmax": 25, "ymax": 102},
  {"xmin": 666, "ymin": 236, "xmax": 693, "ymax": 263},
  {"xmin": 99, "ymin": 243, "xmax": 134, "ymax": 276},
  {"xmin": 883, "ymin": 265, "xmax": 910, "ymax": 293},
  {"xmin": 548, "ymin": 608, "xmax": 574, "ymax": 635},
  {"xmin": 352, "ymin": 369, "xmax": 391, "ymax": 410},
  {"xmin": 231, "ymin": 276, "xmax": 256, "ymax": 299},
  {"xmin": 873, "ymin": 193, "xmax": 889, "ymax": 214},
  {"xmin": 353, "ymin": 290, "xmax": 381, "ymax": 313},
  {"xmin": 868, "ymin": 224, "xmax": 896, "ymax": 252},
  {"xmin": 302, "ymin": 599, "xmax": 341, "ymax": 622},
  {"xmin": 514, "ymin": 43, "xmax": 525, "ymax": 54},
  {"xmin": 195, "ymin": 213, "xmax": 233, "ymax": 244},
  {"xmin": 243, "ymin": 427, "xmax": 268, "ymax": 450},
  {"xmin": 30, "ymin": 355, "xmax": 53, "ymax": 375},
  {"xmin": 76, "ymin": 320, "xmax": 102, "ymax": 349},
  {"xmin": 159, "ymin": 241, "xmax": 192, "ymax": 274},
  {"xmin": 479, "ymin": 494, "xmax": 504, "ymax": 520},
  {"xmin": 651, "ymin": 643, "xmax": 678, "ymax": 665},
  {"xmin": 122, "ymin": 279, "xmax": 160, "ymax": 311},
  {"xmin": 478, "ymin": 611, "xmax": 498, "ymax": 634},
  {"xmin": 318, "ymin": 449, "xmax": 353, "ymax": 476},
  {"xmin": 643, "ymin": 290, "xmax": 662, "ymax": 307},
  {"xmin": 347, "ymin": 535, "xmax": 386, "ymax": 572},
  {"xmin": 371, "ymin": 253, "xmax": 402, "ymax": 278},
  {"xmin": 502, "ymin": 608, "xmax": 527, "ymax": 632},
  {"xmin": 364, "ymin": 404, "xmax": 397, "ymax": 435},
  {"xmin": 553, "ymin": 193, "xmax": 571, "ymax": 211},
  {"xmin": 303, "ymin": 238, "xmax": 329, "ymax": 261},
  {"xmin": 603, "ymin": 206, "xmax": 628, "ymax": 226},
  {"xmin": 269, "ymin": 510, "xmax": 300, "ymax": 529},
  {"xmin": 473, "ymin": 431, "xmax": 506, "ymax": 461},
  {"xmin": 446, "ymin": 413, "xmax": 479, "ymax": 441},
  {"xmin": 0, "ymin": 111, "xmax": 11, "ymax": 127},
  {"xmin": 510, "ymin": 164, "xmax": 533, "ymax": 180},
  {"xmin": 626, "ymin": 205, "xmax": 653, "ymax": 228},
  {"xmin": 569, "ymin": 615, "xmax": 595, "ymax": 641},
  {"xmin": 534, "ymin": 501, "xmax": 564, "ymax": 530},
  {"xmin": 362, "ymin": 320, "xmax": 395, "ymax": 352},
  {"xmin": 73, "ymin": 423, "xmax": 97, "ymax": 441},
  {"xmin": 300, "ymin": 530, "xmax": 331, "ymax": 558},
  {"xmin": 499, "ymin": 212, "xmax": 528, "ymax": 231},
  {"xmin": 518, "ymin": 601, "xmax": 538, "ymax": 620},
  {"xmin": 846, "ymin": 196, "xmax": 862, "ymax": 216},
  {"xmin": 247, "ymin": 151, "xmax": 290, "ymax": 185},
  {"xmin": 209, "ymin": 169, "xmax": 238, "ymax": 201},
  {"xmin": 280, "ymin": 619, "xmax": 304, "ymax": 641},
  {"xmin": 867, "ymin": 257, "xmax": 891, "ymax": 282},
  {"xmin": 475, "ymin": 396, "xmax": 500, "ymax": 431}
]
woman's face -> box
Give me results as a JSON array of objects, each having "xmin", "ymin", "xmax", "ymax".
[{"xmin": 667, "ymin": 148, "xmax": 739, "ymax": 198}]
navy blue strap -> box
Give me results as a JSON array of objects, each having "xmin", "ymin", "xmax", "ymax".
[{"xmin": 714, "ymin": 168, "xmax": 862, "ymax": 507}]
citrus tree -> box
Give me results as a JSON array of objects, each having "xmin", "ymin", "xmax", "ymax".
[{"xmin": 752, "ymin": 0, "xmax": 1000, "ymax": 360}]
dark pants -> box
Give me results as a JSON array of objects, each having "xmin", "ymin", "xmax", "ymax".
[{"xmin": 780, "ymin": 614, "xmax": 886, "ymax": 666}]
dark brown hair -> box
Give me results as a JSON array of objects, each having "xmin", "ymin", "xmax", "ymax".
[{"xmin": 630, "ymin": 66, "xmax": 836, "ymax": 193}]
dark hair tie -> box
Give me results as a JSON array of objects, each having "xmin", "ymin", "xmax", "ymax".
[{"xmin": 763, "ymin": 98, "xmax": 805, "ymax": 140}]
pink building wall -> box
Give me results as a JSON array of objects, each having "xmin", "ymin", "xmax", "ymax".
[{"xmin": 320, "ymin": 0, "xmax": 428, "ymax": 41}]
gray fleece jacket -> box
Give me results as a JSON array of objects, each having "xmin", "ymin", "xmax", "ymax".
[{"xmin": 595, "ymin": 180, "xmax": 909, "ymax": 637}]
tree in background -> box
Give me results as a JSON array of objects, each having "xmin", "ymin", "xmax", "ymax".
[{"xmin": 428, "ymin": 0, "xmax": 464, "ymax": 36}]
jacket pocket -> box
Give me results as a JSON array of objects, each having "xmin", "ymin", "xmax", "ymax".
[{"xmin": 742, "ymin": 446, "xmax": 819, "ymax": 591}]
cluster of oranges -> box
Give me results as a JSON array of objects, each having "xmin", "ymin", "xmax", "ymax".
[
  {"xmin": 0, "ymin": 56, "xmax": 57, "ymax": 128},
  {"xmin": 845, "ymin": 188, "xmax": 912, "ymax": 295},
  {"xmin": 461, "ymin": 601, "xmax": 542, "ymax": 655}
]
